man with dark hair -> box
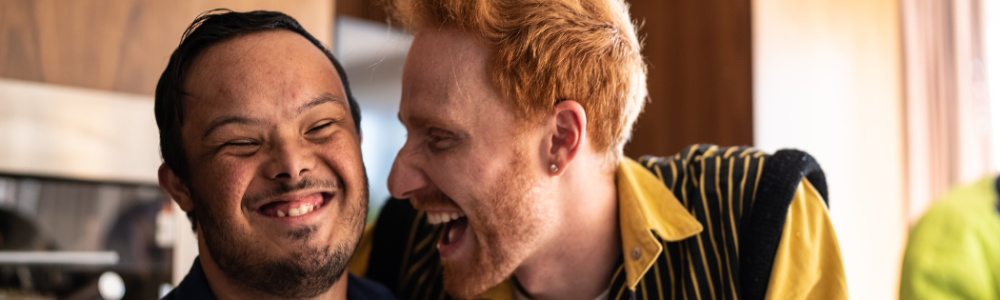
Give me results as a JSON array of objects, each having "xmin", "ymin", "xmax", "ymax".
[{"xmin": 156, "ymin": 10, "xmax": 394, "ymax": 300}]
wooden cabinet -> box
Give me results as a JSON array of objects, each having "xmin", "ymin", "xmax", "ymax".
[{"xmin": 0, "ymin": 0, "xmax": 333, "ymax": 95}]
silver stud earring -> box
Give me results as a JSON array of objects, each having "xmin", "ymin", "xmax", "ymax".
[{"xmin": 550, "ymin": 164, "xmax": 559, "ymax": 173}]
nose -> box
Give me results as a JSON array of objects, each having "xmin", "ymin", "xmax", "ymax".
[
  {"xmin": 387, "ymin": 146, "xmax": 429, "ymax": 199},
  {"xmin": 264, "ymin": 139, "xmax": 315, "ymax": 183}
]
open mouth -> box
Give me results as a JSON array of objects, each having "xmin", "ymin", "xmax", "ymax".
[
  {"xmin": 259, "ymin": 192, "xmax": 331, "ymax": 218},
  {"xmin": 426, "ymin": 211, "xmax": 469, "ymax": 252}
]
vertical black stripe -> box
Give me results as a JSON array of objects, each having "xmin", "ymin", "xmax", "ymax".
[
  {"xmin": 639, "ymin": 145, "xmax": 759, "ymax": 300},
  {"xmin": 397, "ymin": 212, "xmax": 427, "ymax": 292}
]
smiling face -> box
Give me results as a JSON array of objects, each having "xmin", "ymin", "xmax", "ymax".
[
  {"xmin": 388, "ymin": 27, "xmax": 558, "ymax": 298},
  {"xmin": 176, "ymin": 30, "xmax": 368, "ymax": 298}
]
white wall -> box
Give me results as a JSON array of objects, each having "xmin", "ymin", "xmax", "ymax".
[
  {"xmin": 335, "ymin": 16, "xmax": 411, "ymax": 218},
  {"xmin": 753, "ymin": 0, "xmax": 908, "ymax": 299}
]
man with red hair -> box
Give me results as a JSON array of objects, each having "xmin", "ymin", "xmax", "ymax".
[{"xmin": 350, "ymin": 1, "xmax": 848, "ymax": 299}]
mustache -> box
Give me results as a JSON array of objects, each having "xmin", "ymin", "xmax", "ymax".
[
  {"xmin": 243, "ymin": 177, "xmax": 340, "ymax": 204},
  {"xmin": 410, "ymin": 189, "xmax": 459, "ymax": 211}
]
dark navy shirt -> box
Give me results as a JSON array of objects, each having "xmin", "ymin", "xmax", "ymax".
[{"xmin": 162, "ymin": 257, "xmax": 397, "ymax": 300}]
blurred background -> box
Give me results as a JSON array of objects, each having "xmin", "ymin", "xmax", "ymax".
[{"xmin": 0, "ymin": 0, "xmax": 996, "ymax": 299}]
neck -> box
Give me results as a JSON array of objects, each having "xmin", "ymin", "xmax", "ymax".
[
  {"xmin": 196, "ymin": 233, "xmax": 348, "ymax": 300},
  {"xmin": 514, "ymin": 158, "xmax": 621, "ymax": 300}
]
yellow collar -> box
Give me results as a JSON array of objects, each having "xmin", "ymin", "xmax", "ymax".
[
  {"xmin": 476, "ymin": 157, "xmax": 704, "ymax": 299},
  {"xmin": 617, "ymin": 157, "xmax": 703, "ymax": 289}
]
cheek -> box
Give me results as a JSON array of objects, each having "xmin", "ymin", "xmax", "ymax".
[
  {"xmin": 316, "ymin": 136, "xmax": 366, "ymax": 187},
  {"xmin": 192, "ymin": 157, "xmax": 259, "ymax": 209},
  {"xmin": 429, "ymin": 153, "xmax": 506, "ymax": 209}
]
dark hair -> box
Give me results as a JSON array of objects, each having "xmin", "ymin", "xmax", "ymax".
[{"xmin": 154, "ymin": 9, "xmax": 361, "ymax": 230}]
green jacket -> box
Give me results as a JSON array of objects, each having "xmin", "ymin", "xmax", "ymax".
[{"xmin": 901, "ymin": 176, "xmax": 1000, "ymax": 299}]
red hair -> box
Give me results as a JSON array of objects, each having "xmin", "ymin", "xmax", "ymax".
[{"xmin": 391, "ymin": 0, "xmax": 648, "ymax": 160}]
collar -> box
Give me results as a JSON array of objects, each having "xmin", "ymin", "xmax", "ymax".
[
  {"xmin": 476, "ymin": 157, "xmax": 704, "ymax": 298},
  {"xmin": 165, "ymin": 257, "xmax": 217, "ymax": 300},
  {"xmin": 616, "ymin": 157, "xmax": 703, "ymax": 289}
]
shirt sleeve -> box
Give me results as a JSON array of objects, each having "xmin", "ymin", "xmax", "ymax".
[{"xmin": 763, "ymin": 179, "xmax": 848, "ymax": 300}]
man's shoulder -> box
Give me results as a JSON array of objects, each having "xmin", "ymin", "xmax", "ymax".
[
  {"xmin": 637, "ymin": 144, "xmax": 828, "ymax": 209},
  {"xmin": 635, "ymin": 144, "xmax": 770, "ymax": 210},
  {"xmin": 628, "ymin": 144, "xmax": 840, "ymax": 300},
  {"xmin": 351, "ymin": 199, "xmax": 441, "ymax": 297},
  {"xmin": 636, "ymin": 144, "xmax": 766, "ymax": 187},
  {"xmin": 161, "ymin": 258, "xmax": 216, "ymax": 300},
  {"xmin": 347, "ymin": 273, "xmax": 398, "ymax": 300}
]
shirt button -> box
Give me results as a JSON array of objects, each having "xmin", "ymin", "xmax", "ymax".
[{"xmin": 631, "ymin": 247, "xmax": 642, "ymax": 260}]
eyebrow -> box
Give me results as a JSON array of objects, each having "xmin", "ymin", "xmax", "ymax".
[
  {"xmin": 398, "ymin": 110, "xmax": 459, "ymax": 128},
  {"xmin": 202, "ymin": 93, "xmax": 345, "ymax": 139},
  {"xmin": 202, "ymin": 115, "xmax": 266, "ymax": 139}
]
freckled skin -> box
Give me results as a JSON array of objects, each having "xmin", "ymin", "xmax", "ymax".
[
  {"xmin": 162, "ymin": 30, "xmax": 368, "ymax": 300},
  {"xmin": 388, "ymin": 27, "xmax": 623, "ymax": 300},
  {"xmin": 389, "ymin": 27, "xmax": 559, "ymax": 299}
]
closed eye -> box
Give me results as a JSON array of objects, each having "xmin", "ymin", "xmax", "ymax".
[
  {"xmin": 225, "ymin": 140, "xmax": 258, "ymax": 147},
  {"xmin": 221, "ymin": 139, "xmax": 260, "ymax": 156},
  {"xmin": 307, "ymin": 121, "xmax": 334, "ymax": 134},
  {"xmin": 426, "ymin": 128, "xmax": 459, "ymax": 151}
]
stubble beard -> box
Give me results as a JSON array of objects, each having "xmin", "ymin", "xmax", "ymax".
[
  {"xmin": 431, "ymin": 148, "xmax": 552, "ymax": 299},
  {"xmin": 193, "ymin": 175, "xmax": 369, "ymax": 299}
]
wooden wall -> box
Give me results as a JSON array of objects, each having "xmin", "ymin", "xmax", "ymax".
[
  {"xmin": 337, "ymin": 0, "xmax": 388, "ymax": 24},
  {"xmin": 0, "ymin": 0, "xmax": 333, "ymax": 95},
  {"xmin": 623, "ymin": 0, "xmax": 754, "ymax": 158}
]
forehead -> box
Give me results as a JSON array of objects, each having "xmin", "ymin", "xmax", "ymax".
[
  {"xmin": 183, "ymin": 30, "xmax": 345, "ymax": 121},
  {"xmin": 400, "ymin": 27, "xmax": 505, "ymax": 126}
]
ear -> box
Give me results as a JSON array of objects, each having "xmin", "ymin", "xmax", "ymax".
[
  {"xmin": 545, "ymin": 100, "xmax": 587, "ymax": 176},
  {"xmin": 158, "ymin": 163, "xmax": 194, "ymax": 212}
]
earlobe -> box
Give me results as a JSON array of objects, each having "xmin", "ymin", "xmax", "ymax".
[{"xmin": 158, "ymin": 163, "xmax": 194, "ymax": 212}]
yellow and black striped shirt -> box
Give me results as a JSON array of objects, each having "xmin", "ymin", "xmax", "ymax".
[{"xmin": 349, "ymin": 144, "xmax": 847, "ymax": 300}]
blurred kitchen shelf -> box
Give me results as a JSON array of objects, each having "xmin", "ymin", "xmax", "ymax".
[{"xmin": 0, "ymin": 251, "xmax": 119, "ymax": 266}]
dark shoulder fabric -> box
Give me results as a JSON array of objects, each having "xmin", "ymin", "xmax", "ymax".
[
  {"xmin": 604, "ymin": 144, "xmax": 827, "ymax": 300},
  {"xmin": 348, "ymin": 273, "xmax": 399, "ymax": 300},
  {"xmin": 161, "ymin": 257, "xmax": 216, "ymax": 300},
  {"xmin": 739, "ymin": 149, "xmax": 828, "ymax": 300},
  {"xmin": 364, "ymin": 199, "xmax": 451, "ymax": 300},
  {"xmin": 995, "ymin": 176, "xmax": 1000, "ymax": 215},
  {"xmin": 607, "ymin": 144, "xmax": 768, "ymax": 300}
]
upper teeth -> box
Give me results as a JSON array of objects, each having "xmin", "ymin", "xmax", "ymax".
[
  {"xmin": 426, "ymin": 211, "xmax": 465, "ymax": 225},
  {"xmin": 276, "ymin": 203, "xmax": 315, "ymax": 218}
]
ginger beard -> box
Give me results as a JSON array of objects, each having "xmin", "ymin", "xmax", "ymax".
[
  {"xmin": 413, "ymin": 144, "xmax": 553, "ymax": 299},
  {"xmin": 192, "ymin": 176, "xmax": 369, "ymax": 299}
]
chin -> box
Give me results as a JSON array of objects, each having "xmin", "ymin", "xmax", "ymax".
[
  {"xmin": 441, "ymin": 259, "xmax": 510, "ymax": 299},
  {"xmin": 438, "ymin": 221, "xmax": 542, "ymax": 299}
]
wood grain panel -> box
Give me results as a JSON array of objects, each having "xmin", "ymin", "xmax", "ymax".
[
  {"xmin": 336, "ymin": 0, "xmax": 389, "ymax": 24},
  {"xmin": 623, "ymin": 0, "xmax": 754, "ymax": 158},
  {"xmin": 0, "ymin": 0, "xmax": 333, "ymax": 95}
]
